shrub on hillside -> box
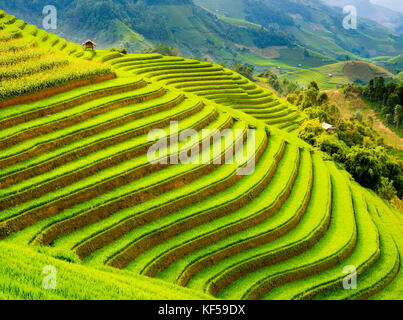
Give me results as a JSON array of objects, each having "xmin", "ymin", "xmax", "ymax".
[
  {"xmin": 344, "ymin": 146, "xmax": 385, "ymax": 188},
  {"xmin": 377, "ymin": 177, "xmax": 397, "ymax": 200},
  {"xmin": 344, "ymin": 146, "xmax": 403, "ymax": 199},
  {"xmin": 316, "ymin": 134, "xmax": 348, "ymax": 163},
  {"xmin": 142, "ymin": 43, "xmax": 182, "ymax": 57},
  {"xmin": 258, "ymin": 70, "xmax": 299, "ymax": 96},
  {"xmin": 297, "ymin": 118, "xmax": 324, "ymax": 145},
  {"xmin": 232, "ymin": 62, "xmax": 255, "ymax": 81}
]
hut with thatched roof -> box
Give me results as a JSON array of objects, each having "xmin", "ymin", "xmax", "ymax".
[{"xmin": 82, "ymin": 40, "xmax": 96, "ymax": 50}]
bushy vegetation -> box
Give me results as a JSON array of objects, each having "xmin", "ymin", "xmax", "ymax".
[
  {"xmin": 109, "ymin": 48, "xmax": 128, "ymax": 55},
  {"xmin": 258, "ymin": 70, "xmax": 299, "ymax": 96},
  {"xmin": 291, "ymin": 82, "xmax": 403, "ymax": 200},
  {"xmin": 231, "ymin": 62, "xmax": 254, "ymax": 81},
  {"xmin": 0, "ymin": 38, "xmax": 28, "ymax": 52},
  {"xmin": 142, "ymin": 43, "xmax": 182, "ymax": 57}
]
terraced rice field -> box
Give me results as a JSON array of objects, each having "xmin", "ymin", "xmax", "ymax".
[
  {"xmin": 0, "ymin": 18, "xmax": 111, "ymax": 104},
  {"xmin": 107, "ymin": 55, "xmax": 306, "ymax": 132},
  {"xmin": 0, "ymin": 12, "xmax": 401, "ymax": 300}
]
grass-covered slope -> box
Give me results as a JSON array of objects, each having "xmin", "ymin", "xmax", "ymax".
[
  {"xmin": 0, "ymin": 12, "xmax": 401, "ymax": 300},
  {"xmin": 374, "ymin": 55, "xmax": 403, "ymax": 75},
  {"xmin": 0, "ymin": 242, "xmax": 211, "ymax": 300},
  {"xmin": 195, "ymin": 0, "xmax": 403, "ymax": 60}
]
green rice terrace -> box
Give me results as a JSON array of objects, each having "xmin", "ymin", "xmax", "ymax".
[{"xmin": 0, "ymin": 11, "xmax": 401, "ymax": 300}]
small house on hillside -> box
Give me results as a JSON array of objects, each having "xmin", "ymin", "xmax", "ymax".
[
  {"xmin": 322, "ymin": 122, "xmax": 336, "ymax": 133},
  {"xmin": 82, "ymin": 40, "xmax": 96, "ymax": 50}
]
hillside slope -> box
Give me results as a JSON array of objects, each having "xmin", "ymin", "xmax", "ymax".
[
  {"xmin": 0, "ymin": 242, "xmax": 211, "ymax": 300},
  {"xmin": 281, "ymin": 61, "xmax": 394, "ymax": 89},
  {"xmin": 376, "ymin": 55, "xmax": 403, "ymax": 75},
  {"xmin": 327, "ymin": 88, "xmax": 403, "ymax": 151},
  {"xmin": 195, "ymin": 0, "xmax": 403, "ymax": 59},
  {"xmin": 0, "ymin": 0, "xmax": 293, "ymax": 68},
  {"xmin": 0, "ymin": 12, "xmax": 401, "ymax": 301},
  {"xmin": 3, "ymin": 0, "xmax": 403, "ymax": 70}
]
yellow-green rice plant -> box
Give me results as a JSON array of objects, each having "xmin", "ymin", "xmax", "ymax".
[
  {"xmin": 0, "ymin": 60, "xmax": 111, "ymax": 100},
  {"xmin": 0, "ymin": 30, "xmax": 12, "ymax": 41},
  {"xmin": 0, "ymin": 54, "xmax": 69, "ymax": 79},
  {"xmin": 0, "ymin": 47, "xmax": 44, "ymax": 65},
  {"xmin": 0, "ymin": 39, "xmax": 29, "ymax": 52}
]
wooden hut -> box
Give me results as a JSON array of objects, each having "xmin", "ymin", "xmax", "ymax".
[{"xmin": 82, "ymin": 40, "xmax": 96, "ymax": 50}]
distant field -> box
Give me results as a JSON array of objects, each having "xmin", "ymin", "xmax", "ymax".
[
  {"xmin": 282, "ymin": 61, "xmax": 394, "ymax": 89},
  {"xmin": 237, "ymin": 45, "xmax": 336, "ymax": 73}
]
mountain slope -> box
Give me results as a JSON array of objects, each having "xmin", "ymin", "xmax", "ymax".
[
  {"xmin": 0, "ymin": 0, "xmax": 293, "ymax": 67},
  {"xmin": 195, "ymin": 0, "xmax": 403, "ymax": 59},
  {"xmin": 3, "ymin": 0, "xmax": 402, "ymax": 71}
]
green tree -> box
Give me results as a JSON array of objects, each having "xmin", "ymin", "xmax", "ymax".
[
  {"xmin": 377, "ymin": 177, "xmax": 397, "ymax": 200},
  {"xmin": 394, "ymin": 104, "xmax": 403, "ymax": 128},
  {"xmin": 387, "ymin": 93, "xmax": 400, "ymax": 108},
  {"xmin": 344, "ymin": 147, "xmax": 384, "ymax": 188},
  {"xmin": 316, "ymin": 134, "xmax": 348, "ymax": 163},
  {"xmin": 232, "ymin": 62, "xmax": 254, "ymax": 81},
  {"xmin": 323, "ymin": 103, "xmax": 341, "ymax": 124},
  {"xmin": 385, "ymin": 113, "xmax": 393, "ymax": 125},
  {"xmin": 317, "ymin": 92, "xmax": 329, "ymax": 105},
  {"xmin": 147, "ymin": 43, "xmax": 182, "ymax": 56},
  {"xmin": 355, "ymin": 112, "xmax": 363, "ymax": 122},
  {"xmin": 297, "ymin": 118, "xmax": 324, "ymax": 145},
  {"xmin": 307, "ymin": 81, "xmax": 319, "ymax": 91}
]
